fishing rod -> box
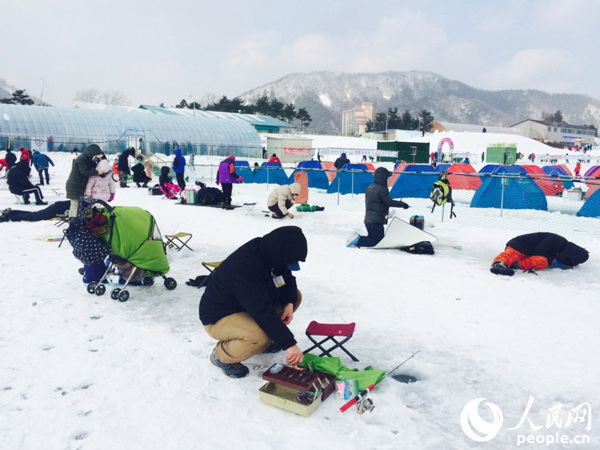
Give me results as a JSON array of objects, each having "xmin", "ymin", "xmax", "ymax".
[{"xmin": 340, "ymin": 350, "xmax": 421, "ymax": 413}]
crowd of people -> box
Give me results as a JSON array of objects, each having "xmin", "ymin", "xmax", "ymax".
[{"xmin": 0, "ymin": 145, "xmax": 593, "ymax": 380}]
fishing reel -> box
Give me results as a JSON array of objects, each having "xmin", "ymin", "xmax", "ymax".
[{"xmin": 357, "ymin": 397, "xmax": 375, "ymax": 414}]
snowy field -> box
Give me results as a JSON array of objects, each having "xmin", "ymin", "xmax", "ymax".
[{"xmin": 1, "ymin": 140, "xmax": 599, "ymax": 449}]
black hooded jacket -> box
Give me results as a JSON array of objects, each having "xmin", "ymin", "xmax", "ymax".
[
  {"xmin": 199, "ymin": 226, "xmax": 308, "ymax": 350},
  {"xmin": 334, "ymin": 153, "xmax": 350, "ymax": 170},
  {"xmin": 364, "ymin": 167, "xmax": 408, "ymax": 224},
  {"xmin": 507, "ymin": 232, "xmax": 589, "ymax": 268},
  {"xmin": 7, "ymin": 160, "xmax": 35, "ymax": 194}
]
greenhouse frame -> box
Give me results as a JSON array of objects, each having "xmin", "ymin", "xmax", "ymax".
[{"xmin": 0, "ymin": 103, "xmax": 282, "ymax": 158}]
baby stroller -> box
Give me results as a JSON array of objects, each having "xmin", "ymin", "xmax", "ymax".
[{"xmin": 65, "ymin": 198, "xmax": 177, "ymax": 302}]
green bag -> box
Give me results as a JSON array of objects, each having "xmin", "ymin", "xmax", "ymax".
[{"xmin": 300, "ymin": 354, "xmax": 385, "ymax": 391}]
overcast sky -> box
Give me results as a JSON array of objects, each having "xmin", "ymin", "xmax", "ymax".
[{"xmin": 1, "ymin": 0, "xmax": 598, "ymax": 108}]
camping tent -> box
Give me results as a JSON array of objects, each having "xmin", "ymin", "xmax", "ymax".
[
  {"xmin": 233, "ymin": 160, "xmax": 255, "ymax": 184},
  {"xmin": 577, "ymin": 188, "xmax": 600, "ymax": 218},
  {"xmin": 288, "ymin": 160, "xmax": 329, "ymax": 190},
  {"xmin": 326, "ymin": 164, "xmax": 373, "ymax": 194},
  {"xmin": 542, "ymin": 165, "xmax": 574, "ymax": 190},
  {"xmin": 521, "ymin": 165, "xmax": 564, "ymax": 196},
  {"xmin": 389, "ymin": 164, "xmax": 438, "ymax": 199},
  {"xmin": 446, "ymin": 163, "xmax": 481, "ymax": 190},
  {"xmin": 320, "ymin": 161, "xmax": 337, "ymax": 182},
  {"xmin": 253, "ymin": 161, "xmax": 289, "ymax": 185},
  {"xmin": 470, "ymin": 176, "xmax": 548, "ymax": 211}
]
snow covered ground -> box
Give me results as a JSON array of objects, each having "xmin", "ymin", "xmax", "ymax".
[{"xmin": 1, "ymin": 136, "xmax": 599, "ymax": 449}]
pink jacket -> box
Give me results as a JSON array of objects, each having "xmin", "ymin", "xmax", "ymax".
[{"xmin": 85, "ymin": 159, "xmax": 116, "ymax": 202}]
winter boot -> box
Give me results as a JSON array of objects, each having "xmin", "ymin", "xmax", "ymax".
[
  {"xmin": 346, "ymin": 233, "xmax": 360, "ymax": 248},
  {"xmin": 210, "ymin": 349, "xmax": 249, "ymax": 378},
  {"xmin": 490, "ymin": 261, "xmax": 515, "ymax": 276}
]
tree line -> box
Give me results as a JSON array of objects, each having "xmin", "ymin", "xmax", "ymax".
[
  {"xmin": 176, "ymin": 95, "xmax": 312, "ymax": 130},
  {"xmin": 0, "ymin": 89, "xmax": 35, "ymax": 105},
  {"xmin": 365, "ymin": 108, "xmax": 434, "ymax": 133}
]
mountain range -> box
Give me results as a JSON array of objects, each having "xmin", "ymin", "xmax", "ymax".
[
  {"xmin": 238, "ymin": 71, "xmax": 600, "ymax": 134},
  {"xmin": 3, "ymin": 72, "xmax": 600, "ymax": 135}
]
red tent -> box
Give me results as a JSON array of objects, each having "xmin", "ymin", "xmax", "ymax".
[
  {"xmin": 521, "ymin": 165, "xmax": 564, "ymax": 196},
  {"xmin": 447, "ymin": 163, "xmax": 481, "ymax": 190}
]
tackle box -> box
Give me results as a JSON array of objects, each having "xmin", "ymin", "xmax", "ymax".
[{"xmin": 259, "ymin": 364, "xmax": 336, "ymax": 416}]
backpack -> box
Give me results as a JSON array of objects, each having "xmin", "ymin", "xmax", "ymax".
[
  {"xmin": 430, "ymin": 172, "xmax": 452, "ymax": 206},
  {"xmin": 430, "ymin": 171, "xmax": 456, "ymax": 218},
  {"xmin": 197, "ymin": 187, "xmax": 224, "ymax": 206},
  {"xmin": 64, "ymin": 218, "xmax": 111, "ymax": 266},
  {"xmin": 400, "ymin": 241, "xmax": 435, "ymax": 255}
]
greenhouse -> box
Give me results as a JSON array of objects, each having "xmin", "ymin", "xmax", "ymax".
[{"xmin": 0, "ymin": 103, "xmax": 267, "ymax": 158}]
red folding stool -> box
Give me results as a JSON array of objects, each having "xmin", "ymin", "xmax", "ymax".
[{"xmin": 303, "ymin": 320, "xmax": 359, "ymax": 361}]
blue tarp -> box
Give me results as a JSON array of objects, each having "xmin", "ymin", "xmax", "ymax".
[
  {"xmin": 403, "ymin": 164, "xmax": 439, "ymax": 173},
  {"xmin": 326, "ymin": 164, "xmax": 373, "ymax": 194},
  {"xmin": 577, "ymin": 188, "xmax": 600, "ymax": 218},
  {"xmin": 288, "ymin": 160, "xmax": 329, "ymax": 190},
  {"xmin": 390, "ymin": 172, "xmax": 438, "ymax": 198},
  {"xmin": 253, "ymin": 161, "xmax": 289, "ymax": 185},
  {"xmin": 470, "ymin": 177, "xmax": 548, "ymax": 210},
  {"xmin": 234, "ymin": 160, "xmax": 255, "ymax": 183}
]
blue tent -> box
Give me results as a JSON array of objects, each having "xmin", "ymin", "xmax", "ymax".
[
  {"xmin": 577, "ymin": 188, "xmax": 600, "ymax": 218},
  {"xmin": 390, "ymin": 172, "xmax": 438, "ymax": 198},
  {"xmin": 288, "ymin": 160, "xmax": 329, "ymax": 190},
  {"xmin": 253, "ymin": 161, "xmax": 289, "ymax": 185},
  {"xmin": 403, "ymin": 164, "xmax": 439, "ymax": 173},
  {"xmin": 234, "ymin": 160, "xmax": 255, "ymax": 183},
  {"xmin": 542, "ymin": 166, "xmax": 574, "ymax": 189},
  {"xmin": 471, "ymin": 177, "xmax": 547, "ymax": 210},
  {"xmin": 478, "ymin": 164, "xmax": 503, "ymax": 174},
  {"xmin": 327, "ymin": 164, "xmax": 373, "ymax": 194}
]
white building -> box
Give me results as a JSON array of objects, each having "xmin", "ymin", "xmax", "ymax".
[
  {"xmin": 341, "ymin": 102, "xmax": 373, "ymax": 136},
  {"xmin": 510, "ymin": 119, "xmax": 595, "ymax": 146}
]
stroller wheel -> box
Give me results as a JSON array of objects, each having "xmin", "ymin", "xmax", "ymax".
[
  {"xmin": 111, "ymin": 288, "xmax": 121, "ymax": 300},
  {"xmin": 142, "ymin": 277, "xmax": 154, "ymax": 287},
  {"xmin": 95, "ymin": 284, "xmax": 106, "ymax": 296},
  {"xmin": 87, "ymin": 283, "xmax": 97, "ymax": 295},
  {"xmin": 164, "ymin": 277, "xmax": 177, "ymax": 290},
  {"xmin": 118, "ymin": 290, "xmax": 130, "ymax": 302}
]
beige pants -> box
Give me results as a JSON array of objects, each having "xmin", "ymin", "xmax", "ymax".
[
  {"xmin": 68, "ymin": 199, "xmax": 79, "ymax": 217},
  {"xmin": 204, "ymin": 290, "xmax": 302, "ymax": 364}
]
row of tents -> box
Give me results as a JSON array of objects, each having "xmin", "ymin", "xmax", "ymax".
[{"xmin": 232, "ymin": 160, "xmax": 600, "ymax": 218}]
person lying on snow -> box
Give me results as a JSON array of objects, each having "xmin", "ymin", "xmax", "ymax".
[
  {"xmin": 267, "ymin": 182, "xmax": 301, "ymax": 219},
  {"xmin": 491, "ymin": 232, "xmax": 589, "ymax": 275},
  {"xmin": 0, "ymin": 200, "xmax": 71, "ymax": 223},
  {"xmin": 199, "ymin": 226, "xmax": 307, "ymax": 378}
]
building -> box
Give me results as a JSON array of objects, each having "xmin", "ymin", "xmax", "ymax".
[
  {"xmin": 510, "ymin": 119, "xmax": 595, "ymax": 147},
  {"xmin": 341, "ymin": 102, "xmax": 373, "ymax": 136},
  {"xmin": 0, "ymin": 103, "xmax": 293, "ymax": 158}
]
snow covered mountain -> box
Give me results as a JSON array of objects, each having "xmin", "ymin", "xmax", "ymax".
[{"xmin": 239, "ymin": 71, "xmax": 600, "ymax": 134}]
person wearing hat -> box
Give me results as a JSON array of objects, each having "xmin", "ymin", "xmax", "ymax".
[
  {"xmin": 267, "ymin": 182, "xmax": 301, "ymax": 219},
  {"xmin": 65, "ymin": 144, "xmax": 105, "ymax": 217},
  {"xmin": 199, "ymin": 226, "xmax": 307, "ymax": 378},
  {"xmin": 491, "ymin": 232, "xmax": 589, "ymax": 275},
  {"xmin": 347, "ymin": 167, "xmax": 409, "ymax": 247},
  {"xmin": 216, "ymin": 154, "xmax": 243, "ymax": 209}
]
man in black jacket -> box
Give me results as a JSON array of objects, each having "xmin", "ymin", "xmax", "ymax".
[
  {"xmin": 118, "ymin": 147, "xmax": 136, "ymax": 187},
  {"xmin": 348, "ymin": 167, "xmax": 409, "ymax": 247},
  {"xmin": 7, "ymin": 160, "xmax": 47, "ymax": 205},
  {"xmin": 334, "ymin": 152, "xmax": 350, "ymax": 170},
  {"xmin": 199, "ymin": 226, "xmax": 308, "ymax": 378}
]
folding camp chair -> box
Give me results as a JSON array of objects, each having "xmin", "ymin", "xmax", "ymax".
[
  {"xmin": 303, "ymin": 320, "xmax": 359, "ymax": 361},
  {"xmin": 164, "ymin": 232, "xmax": 193, "ymax": 252},
  {"xmin": 243, "ymin": 202, "xmax": 257, "ymax": 216},
  {"xmin": 196, "ymin": 261, "xmax": 221, "ymax": 288}
]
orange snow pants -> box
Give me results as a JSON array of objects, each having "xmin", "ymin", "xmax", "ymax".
[{"xmin": 493, "ymin": 246, "xmax": 549, "ymax": 270}]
